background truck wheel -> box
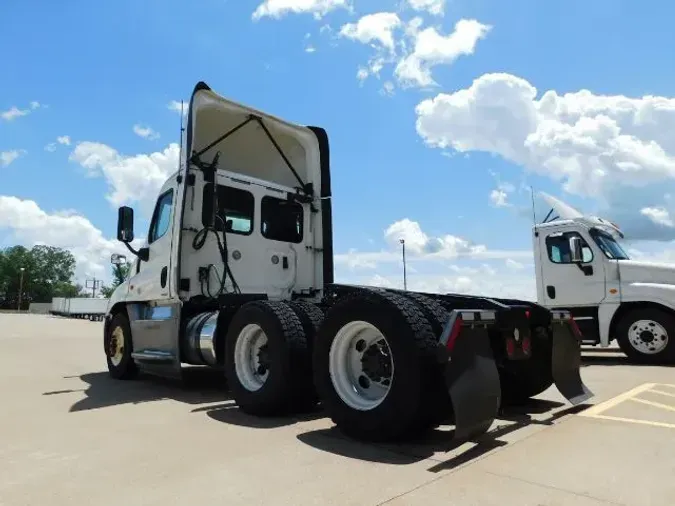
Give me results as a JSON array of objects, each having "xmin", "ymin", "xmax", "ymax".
[
  {"xmin": 615, "ymin": 307, "xmax": 675, "ymax": 364},
  {"xmin": 313, "ymin": 290, "xmax": 438, "ymax": 442},
  {"xmin": 498, "ymin": 327, "xmax": 553, "ymax": 405},
  {"xmin": 401, "ymin": 292, "xmax": 455, "ymax": 429},
  {"xmin": 104, "ymin": 311, "xmax": 138, "ymax": 380},
  {"xmin": 224, "ymin": 300, "xmax": 316, "ymax": 416}
]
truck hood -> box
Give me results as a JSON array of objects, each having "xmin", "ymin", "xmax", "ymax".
[{"xmin": 619, "ymin": 260, "xmax": 675, "ymax": 285}]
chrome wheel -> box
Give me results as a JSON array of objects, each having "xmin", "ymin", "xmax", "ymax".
[
  {"xmin": 234, "ymin": 323, "xmax": 270, "ymax": 392},
  {"xmin": 628, "ymin": 319, "xmax": 669, "ymax": 355},
  {"xmin": 329, "ymin": 320, "xmax": 394, "ymax": 411},
  {"xmin": 109, "ymin": 326, "xmax": 125, "ymax": 366}
]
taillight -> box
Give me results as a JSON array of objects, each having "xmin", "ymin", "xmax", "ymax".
[
  {"xmin": 569, "ymin": 316, "xmax": 582, "ymax": 337},
  {"xmin": 522, "ymin": 335, "xmax": 531, "ymax": 355},
  {"xmin": 446, "ymin": 314, "xmax": 463, "ymax": 352},
  {"xmin": 505, "ymin": 338, "xmax": 516, "ymax": 357},
  {"xmin": 525, "ymin": 310, "xmax": 530, "ymax": 319}
]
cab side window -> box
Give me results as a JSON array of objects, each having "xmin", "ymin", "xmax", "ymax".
[
  {"xmin": 546, "ymin": 231, "xmax": 593, "ymax": 264},
  {"xmin": 260, "ymin": 196, "xmax": 304, "ymax": 244},
  {"xmin": 202, "ymin": 184, "xmax": 254, "ymax": 235},
  {"xmin": 148, "ymin": 189, "xmax": 174, "ymax": 244}
]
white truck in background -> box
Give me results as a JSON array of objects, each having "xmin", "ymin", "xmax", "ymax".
[{"xmin": 533, "ymin": 193, "xmax": 675, "ymax": 364}]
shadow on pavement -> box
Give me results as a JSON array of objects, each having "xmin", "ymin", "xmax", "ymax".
[
  {"xmin": 581, "ymin": 354, "xmax": 654, "ymax": 367},
  {"xmin": 47, "ymin": 367, "xmax": 232, "ymax": 412},
  {"xmin": 201, "ymin": 403, "xmax": 325, "ymax": 429},
  {"xmin": 297, "ymin": 399, "xmax": 592, "ymax": 472}
]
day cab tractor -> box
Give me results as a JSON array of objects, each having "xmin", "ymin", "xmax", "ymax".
[
  {"xmin": 103, "ymin": 82, "xmax": 593, "ymax": 442},
  {"xmin": 533, "ymin": 193, "xmax": 675, "ymax": 365}
]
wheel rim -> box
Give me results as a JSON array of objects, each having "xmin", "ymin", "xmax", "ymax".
[
  {"xmin": 628, "ymin": 319, "xmax": 669, "ymax": 355},
  {"xmin": 329, "ymin": 320, "xmax": 394, "ymax": 411},
  {"xmin": 234, "ymin": 324, "xmax": 270, "ymax": 392},
  {"xmin": 109, "ymin": 326, "xmax": 125, "ymax": 366}
]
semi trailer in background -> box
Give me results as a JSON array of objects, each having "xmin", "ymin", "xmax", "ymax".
[{"xmin": 51, "ymin": 297, "xmax": 108, "ymax": 321}]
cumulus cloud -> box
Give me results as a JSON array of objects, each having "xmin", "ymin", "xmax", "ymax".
[
  {"xmin": 415, "ymin": 72, "xmax": 675, "ymax": 240},
  {"xmin": 168, "ymin": 100, "xmax": 187, "ymax": 115},
  {"xmin": 57, "ymin": 135, "xmax": 71, "ymax": 146},
  {"xmin": 252, "ymin": 0, "xmax": 350, "ymax": 20},
  {"xmin": 407, "ymin": 0, "xmax": 446, "ymax": 16},
  {"xmin": 1, "ymin": 101, "xmax": 41, "ymax": 121},
  {"xmin": 395, "ymin": 19, "xmax": 491, "ymax": 88},
  {"xmin": 641, "ymin": 207, "xmax": 674, "ymax": 227},
  {"xmin": 133, "ymin": 124, "xmax": 160, "ymax": 140},
  {"xmin": 1, "ymin": 150, "xmax": 24, "ymax": 167},
  {"xmin": 0, "ymin": 196, "xmax": 141, "ymax": 284},
  {"xmin": 69, "ymin": 141, "xmax": 179, "ymax": 210},
  {"xmin": 339, "ymin": 15, "xmax": 491, "ymax": 89}
]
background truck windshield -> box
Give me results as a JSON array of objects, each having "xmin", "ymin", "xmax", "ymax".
[{"xmin": 590, "ymin": 228, "xmax": 630, "ymax": 260}]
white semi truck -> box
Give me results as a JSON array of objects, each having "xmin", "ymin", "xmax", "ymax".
[
  {"xmin": 102, "ymin": 81, "xmax": 592, "ymax": 442},
  {"xmin": 533, "ymin": 194, "xmax": 675, "ymax": 364},
  {"xmin": 51, "ymin": 296, "xmax": 108, "ymax": 321}
]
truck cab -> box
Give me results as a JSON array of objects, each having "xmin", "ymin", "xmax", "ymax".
[{"xmin": 533, "ymin": 193, "xmax": 675, "ymax": 364}]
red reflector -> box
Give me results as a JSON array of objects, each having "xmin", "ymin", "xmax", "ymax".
[
  {"xmin": 522, "ymin": 336, "xmax": 531, "ymax": 355},
  {"xmin": 525, "ymin": 310, "xmax": 530, "ymax": 319},
  {"xmin": 506, "ymin": 338, "xmax": 515, "ymax": 357},
  {"xmin": 446, "ymin": 315, "xmax": 463, "ymax": 352}
]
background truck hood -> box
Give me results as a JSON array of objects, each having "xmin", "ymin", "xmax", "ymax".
[{"xmin": 619, "ymin": 260, "xmax": 675, "ymax": 284}]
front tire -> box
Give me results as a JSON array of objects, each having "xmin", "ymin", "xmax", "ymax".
[
  {"xmin": 615, "ymin": 308, "xmax": 675, "ymax": 364},
  {"xmin": 313, "ymin": 290, "xmax": 438, "ymax": 442},
  {"xmin": 105, "ymin": 311, "xmax": 138, "ymax": 380}
]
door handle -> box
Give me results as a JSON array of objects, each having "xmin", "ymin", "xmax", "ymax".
[
  {"xmin": 160, "ymin": 266, "xmax": 168, "ymax": 288},
  {"xmin": 546, "ymin": 285, "xmax": 556, "ymax": 299},
  {"xmin": 282, "ymin": 256, "xmax": 288, "ymax": 270}
]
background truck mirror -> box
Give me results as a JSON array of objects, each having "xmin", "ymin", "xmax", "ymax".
[
  {"xmin": 117, "ymin": 206, "xmax": 135, "ymax": 243},
  {"xmin": 569, "ymin": 235, "xmax": 583, "ymax": 263}
]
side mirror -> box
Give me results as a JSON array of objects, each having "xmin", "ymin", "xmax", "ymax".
[
  {"xmin": 117, "ymin": 206, "xmax": 135, "ymax": 243},
  {"xmin": 569, "ymin": 236, "xmax": 583, "ymax": 263}
]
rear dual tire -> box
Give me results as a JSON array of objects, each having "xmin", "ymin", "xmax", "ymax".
[{"xmin": 313, "ymin": 291, "xmax": 440, "ymax": 441}]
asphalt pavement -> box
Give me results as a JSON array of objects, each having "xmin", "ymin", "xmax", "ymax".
[{"xmin": 1, "ymin": 313, "xmax": 673, "ymax": 506}]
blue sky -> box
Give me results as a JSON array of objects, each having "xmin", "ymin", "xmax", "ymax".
[{"xmin": 3, "ymin": 0, "xmax": 675, "ymax": 298}]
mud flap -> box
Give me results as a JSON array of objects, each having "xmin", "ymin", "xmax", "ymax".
[
  {"xmin": 439, "ymin": 311, "xmax": 502, "ymax": 441},
  {"xmin": 550, "ymin": 311, "xmax": 594, "ymax": 405}
]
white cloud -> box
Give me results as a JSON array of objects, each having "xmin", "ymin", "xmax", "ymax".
[
  {"xmin": 57, "ymin": 135, "xmax": 71, "ymax": 146},
  {"xmin": 1, "ymin": 150, "xmax": 24, "ymax": 167},
  {"xmin": 640, "ymin": 207, "xmax": 674, "ymax": 227},
  {"xmin": 505, "ymin": 258, "xmax": 525, "ymax": 270},
  {"xmin": 45, "ymin": 143, "xmax": 57, "ymax": 153},
  {"xmin": 133, "ymin": 124, "xmax": 160, "ymax": 140},
  {"xmin": 415, "ymin": 73, "xmax": 675, "ymax": 240},
  {"xmin": 168, "ymin": 100, "xmax": 187, "ymax": 115},
  {"xmin": 395, "ymin": 19, "xmax": 491, "ymax": 88},
  {"xmin": 1, "ymin": 101, "xmax": 41, "ymax": 121},
  {"xmin": 0, "ymin": 196, "xmax": 140, "ymax": 284},
  {"xmin": 305, "ymin": 45, "xmax": 317, "ymax": 53},
  {"xmin": 69, "ymin": 141, "xmax": 179, "ymax": 209},
  {"xmin": 489, "ymin": 189, "xmax": 509, "ymax": 207},
  {"xmin": 340, "ymin": 16, "xmax": 490, "ymax": 90},
  {"xmin": 339, "ymin": 12, "xmax": 401, "ymax": 52},
  {"xmin": 252, "ymin": 0, "xmax": 349, "ymax": 20},
  {"xmin": 407, "ymin": 0, "xmax": 446, "ymax": 16}
]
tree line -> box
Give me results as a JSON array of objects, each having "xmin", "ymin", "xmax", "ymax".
[{"xmin": 0, "ymin": 245, "xmax": 130, "ymax": 310}]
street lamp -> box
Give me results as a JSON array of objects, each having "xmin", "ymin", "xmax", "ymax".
[
  {"xmin": 399, "ymin": 239, "xmax": 407, "ymax": 291},
  {"xmin": 17, "ymin": 267, "xmax": 25, "ymax": 311}
]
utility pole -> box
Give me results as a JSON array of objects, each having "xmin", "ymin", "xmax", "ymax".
[
  {"xmin": 86, "ymin": 278, "xmax": 101, "ymax": 298},
  {"xmin": 399, "ymin": 239, "xmax": 407, "ymax": 291},
  {"xmin": 17, "ymin": 267, "xmax": 25, "ymax": 311}
]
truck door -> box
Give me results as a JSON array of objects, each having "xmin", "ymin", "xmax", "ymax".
[
  {"xmin": 128, "ymin": 186, "xmax": 175, "ymax": 301},
  {"xmin": 538, "ymin": 227, "xmax": 607, "ymax": 308}
]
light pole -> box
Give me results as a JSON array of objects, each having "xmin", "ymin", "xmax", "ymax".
[
  {"xmin": 399, "ymin": 239, "xmax": 407, "ymax": 291},
  {"xmin": 17, "ymin": 267, "xmax": 25, "ymax": 311}
]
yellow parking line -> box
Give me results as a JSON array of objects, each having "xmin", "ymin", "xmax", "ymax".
[
  {"xmin": 649, "ymin": 389, "xmax": 675, "ymax": 399},
  {"xmin": 629, "ymin": 397, "xmax": 675, "ymax": 412},
  {"xmin": 584, "ymin": 414, "xmax": 675, "ymax": 430},
  {"xmin": 579, "ymin": 383, "xmax": 655, "ymax": 417}
]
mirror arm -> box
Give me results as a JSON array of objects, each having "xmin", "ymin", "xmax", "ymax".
[{"xmin": 122, "ymin": 241, "xmax": 141, "ymax": 257}]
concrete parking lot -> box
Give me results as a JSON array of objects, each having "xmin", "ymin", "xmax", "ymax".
[{"xmin": 1, "ymin": 313, "xmax": 674, "ymax": 506}]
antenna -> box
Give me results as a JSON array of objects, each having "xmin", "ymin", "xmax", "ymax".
[
  {"xmin": 178, "ymin": 100, "xmax": 185, "ymax": 173},
  {"xmin": 530, "ymin": 186, "xmax": 536, "ymax": 226}
]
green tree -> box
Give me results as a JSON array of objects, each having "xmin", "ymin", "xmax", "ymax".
[
  {"xmin": 0, "ymin": 245, "xmax": 80, "ymax": 309},
  {"xmin": 100, "ymin": 263, "xmax": 131, "ymax": 298}
]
